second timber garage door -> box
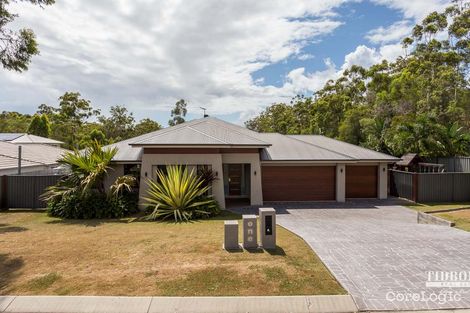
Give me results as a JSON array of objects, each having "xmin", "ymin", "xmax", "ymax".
[
  {"xmin": 346, "ymin": 165, "xmax": 377, "ymax": 198},
  {"xmin": 262, "ymin": 166, "xmax": 335, "ymax": 201}
]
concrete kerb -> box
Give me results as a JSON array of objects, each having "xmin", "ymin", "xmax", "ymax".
[{"xmin": 0, "ymin": 295, "xmax": 358, "ymax": 313}]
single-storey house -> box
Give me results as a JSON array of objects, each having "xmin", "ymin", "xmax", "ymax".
[
  {"xmin": 0, "ymin": 141, "xmax": 68, "ymax": 175},
  {"xmin": 105, "ymin": 117, "xmax": 400, "ymax": 208},
  {"xmin": 0, "ymin": 133, "xmax": 63, "ymax": 147}
]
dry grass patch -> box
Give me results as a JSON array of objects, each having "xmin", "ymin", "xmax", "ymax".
[
  {"xmin": 0, "ymin": 210, "xmax": 344, "ymax": 296},
  {"xmin": 435, "ymin": 209, "xmax": 470, "ymax": 232},
  {"xmin": 407, "ymin": 202, "xmax": 470, "ymax": 212}
]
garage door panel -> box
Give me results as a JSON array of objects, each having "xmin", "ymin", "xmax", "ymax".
[
  {"xmin": 262, "ymin": 166, "xmax": 335, "ymax": 201},
  {"xmin": 346, "ymin": 166, "xmax": 377, "ymax": 198}
]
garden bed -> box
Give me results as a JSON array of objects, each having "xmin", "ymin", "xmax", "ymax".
[{"xmin": 0, "ymin": 211, "xmax": 344, "ymax": 296}]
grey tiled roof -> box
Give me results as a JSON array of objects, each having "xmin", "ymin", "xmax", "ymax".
[{"xmin": 107, "ymin": 117, "xmax": 399, "ymax": 162}]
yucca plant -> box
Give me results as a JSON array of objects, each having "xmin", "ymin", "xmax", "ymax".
[{"xmin": 143, "ymin": 165, "xmax": 220, "ymax": 222}]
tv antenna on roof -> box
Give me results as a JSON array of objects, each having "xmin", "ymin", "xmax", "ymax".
[{"xmin": 200, "ymin": 107, "xmax": 209, "ymax": 118}]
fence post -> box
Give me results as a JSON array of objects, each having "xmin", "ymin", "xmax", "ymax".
[
  {"xmin": 412, "ymin": 173, "xmax": 419, "ymax": 202},
  {"xmin": 0, "ymin": 175, "xmax": 8, "ymax": 211}
]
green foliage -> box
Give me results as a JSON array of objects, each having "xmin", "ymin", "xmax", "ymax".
[
  {"xmin": 0, "ymin": 0, "xmax": 54, "ymax": 72},
  {"xmin": 168, "ymin": 99, "xmax": 187, "ymax": 126},
  {"xmin": 143, "ymin": 165, "xmax": 220, "ymax": 222},
  {"xmin": 3, "ymin": 92, "xmax": 162, "ymax": 149},
  {"xmin": 133, "ymin": 118, "xmax": 162, "ymax": 137},
  {"xmin": 246, "ymin": 2, "xmax": 470, "ymax": 157},
  {"xmin": 98, "ymin": 105, "xmax": 135, "ymax": 141},
  {"xmin": 27, "ymin": 114, "xmax": 51, "ymax": 137},
  {"xmin": 43, "ymin": 141, "xmax": 138, "ymax": 219},
  {"xmin": 0, "ymin": 111, "xmax": 31, "ymax": 132}
]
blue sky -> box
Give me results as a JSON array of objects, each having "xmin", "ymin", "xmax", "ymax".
[
  {"xmin": 0, "ymin": 0, "xmax": 450, "ymax": 126},
  {"xmin": 252, "ymin": 2, "xmax": 402, "ymax": 88}
]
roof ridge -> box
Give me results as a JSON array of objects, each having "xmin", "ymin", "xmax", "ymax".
[
  {"xmin": 292, "ymin": 135, "xmax": 397, "ymax": 159},
  {"xmin": 206, "ymin": 118, "xmax": 271, "ymax": 145},
  {"xmin": 130, "ymin": 118, "xmax": 208, "ymax": 144},
  {"xmin": 209, "ymin": 118, "xmax": 271, "ymax": 146},
  {"xmin": 187, "ymin": 125, "xmax": 227, "ymax": 144},
  {"xmin": 286, "ymin": 134, "xmax": 355, "ymax": 159}
]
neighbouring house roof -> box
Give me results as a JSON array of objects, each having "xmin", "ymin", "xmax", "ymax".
[
  {"xmin": 395, "ymin": 153, "xmax": 419, "ymax": 167},
  {"xmin": 0, "ymin": 141, "xmax": 69, "ymax": 171},
  {"xmin": 0, "ymin": 133, "xmax": 63, "ymax": 145},
  {"xmin": 107, "ymin": 117, "xmax": 399, "ymax": 163}
]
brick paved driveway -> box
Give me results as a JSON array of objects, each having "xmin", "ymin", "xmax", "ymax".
[{"xmin": 231, "ymin": 201, "xmax": 470, "ymax": 311}]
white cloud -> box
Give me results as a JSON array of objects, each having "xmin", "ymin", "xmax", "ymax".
[
  {"xmin": 279, "ymin": 43, "xmax": 405, "ymax": 95},
  {"xmin": 366, "ymin": 20, "xmax": 412, "ymax": 44},
  {"xmin": 0, "ymin": 0, "xmax": 450, "ymax": 124},
  {"xmin": 297, "ymin": 53, "xmax": 315, "ymax": 61},
  {"xmin": 371, "ymin": 0, "xmax": 449, "ymax": 20},
  {"xmin": 0, "ymin": 0, "xmax": 347, "ymax": 121}
]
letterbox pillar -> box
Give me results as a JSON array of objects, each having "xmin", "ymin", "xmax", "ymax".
[
  {"xmin": 259, "ymin": 208, "xmax": 276, "ymax": 249},
  {"xmin": 224, "ymin": 220, "xmax": 239, "ymax": 250},
  {"xmin": 242, "ymin": 214, "xmax": 258, "ymax": 249}
]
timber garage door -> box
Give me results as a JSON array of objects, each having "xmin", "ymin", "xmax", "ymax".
[
  {"xmin": 346, "ymin": 165, "xmax": 377, "ymax": 198},
  {"xmin": 262, "ymin": 166, "xmax": 335, "ymax": 201}
]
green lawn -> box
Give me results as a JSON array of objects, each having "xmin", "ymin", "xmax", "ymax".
[
  {"xmin": 406, "ymin": 203, "xmax": 470, "ymax": 232},
  {"xmin": 0, "ymin": 210, "xmax": 345, "ymax": 296}
]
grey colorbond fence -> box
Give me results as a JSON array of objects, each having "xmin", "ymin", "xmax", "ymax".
[
  {"xmin": 427, "ymin": 156, "xmax": 470, "ymax": 172},
  {"xmin": 390, "ymin": 170, "xmax": 470, "ymax": 203},
  {"xmin": 0, "ymin": 175, "xmax": 62, "ymax": 210}
]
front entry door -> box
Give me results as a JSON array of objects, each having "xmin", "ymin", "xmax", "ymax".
[{"xmin": 228, "ymin": 164, "xmax": 242, "ymax": 196}]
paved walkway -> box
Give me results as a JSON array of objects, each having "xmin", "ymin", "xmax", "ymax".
[
  {"xmin": 0, "ymin": 295, "xmax": 357, "ymax": 313},
  {"xmin": 232, "ymin": 202, "xmax": 470, "ymax": 311}
]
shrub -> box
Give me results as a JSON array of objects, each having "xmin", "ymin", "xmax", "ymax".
[
  {"xmin": 143, "ymin": 165, "xmax": 220, "ymax": 222},
  {"xmin": 43, "ymin": 141, "xmax": 139, "ymax": 219}
]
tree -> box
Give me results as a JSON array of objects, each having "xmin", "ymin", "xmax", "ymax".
[
  {"xmin": 245, "ymin": 103, "xmax": 297, "ymax": 134},
  {"xmin": 1, "ymin": 0, "xmax": 54, "ymax": 72},
  {"xmin": 168, "ymin": 99, "xmax": 187, "ymax": 126},
  {"xmin": 50, "ymin": 92, "xmax": 100, "ymax": 149},
  {"xmin": 133, "ymin": 118, "xmax": 161, "ymax": 137},
  {"xmin": 27, "ymin": 114, "xmax": 51, "ymax": 137},
  {"xmin": 0, "ymin": 111, "xmax": 31, "ymax": 132},
  {"xmin": 245, "ymin": 1, "xmax": 470, "ymax": 158},
  {"xmin": 98, "ymin": 105, "xmax": 135, "ymax": 141}
]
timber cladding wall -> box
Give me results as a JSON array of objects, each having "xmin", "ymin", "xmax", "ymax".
[
  {"xmin": 261, "ymin": 166, "xmax": 336, "ymax": 201},
  {"xmin": 345, "ymin": 165, "xmax": 378, "ymax": 198}
]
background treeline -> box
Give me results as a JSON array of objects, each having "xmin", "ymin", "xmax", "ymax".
[
  {"xmin": 246, "ymin": 1, "xmax": 470, "ymax": 157},
  {"xmin": 0, "ymin": 92, "xmax": 162, "ymax": 149}
]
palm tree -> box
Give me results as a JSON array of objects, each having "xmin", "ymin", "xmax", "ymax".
[
  {"xmin": 440, "ymin": 122, "xmax": 470, "ymax": 156},
  {"xmin": 42, "ymin": 140, "xmax": 117, "ymax": 202}
]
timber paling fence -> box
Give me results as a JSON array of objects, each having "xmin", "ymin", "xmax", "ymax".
[
  {"xmin": 0, "ymin": 175, "xmax": 62, "ymax": 210},
  {"xmin": 390, "ymin": 169, "xmax": 470, "ymax": 203}
]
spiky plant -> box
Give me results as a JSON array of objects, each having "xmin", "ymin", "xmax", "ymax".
[
  {"xmin": 110, "ymin": 175, "xmax": 137, "ymax": 198},
  {"xmin": 143, "ymin": 165, "xmax": 219, "ymax": 222}
]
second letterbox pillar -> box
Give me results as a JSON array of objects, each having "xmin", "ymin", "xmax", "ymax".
[{"xmin": 242, "ymin": 214, "xmax": 258, "ymax": 249}]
